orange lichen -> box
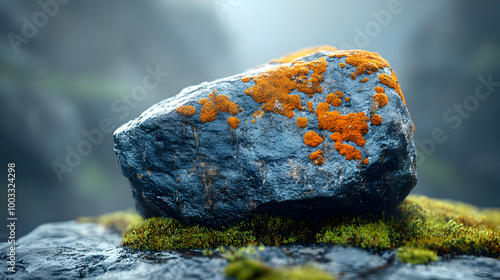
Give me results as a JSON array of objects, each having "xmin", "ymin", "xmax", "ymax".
[
  {"xmin": 271, "ymin": 45, "xmax": 338, "ymax": 63},
  {"xmin": 315, "ymin": 102, "xmax": 329, "ymax": 114},
  {"xmin": 316, "ymin": 109, "xmax": 368, "ymax": 146},
  {"xmin": 304, "ymin": 131, "xmax": 324, "ymax": 147},
  {"xmin": 253, "ymin": 110, "xmax": 265, "ymax": 119},
  {"xmin": 200, "ymin": 90, "xmax": 241, "ymax": 123},
  {"xmin": 307, "ymin": 101, "xmax": 313, "ymax": 113},
  {"xmin": 227, "ymin": 117, "xmax": 240, "ymax": 129},
  {"xmin": 243, "ymin": 57, "xmax": 327, "ymax": 118},
  {"xmin": 216, "ymin": 95, "xmax": 239, "ymax": 115},
  {"xmin": 331, "ymin": 50, "xmax": 390, "ymax": 76},
  {"xmin": 329, "ymin": 50, "xmax": 408, "ymax": 107},
  {"xmin": 334, "ymin": 142, "xmax": 362, "ymax": 161},
  {"xmin": 371, "ymin": 114, "xmax": 382, "ymax": 125},
  {"xmin": 378, "ymin": 71, "xmax": 406, "ymax": 105},
  {"xmin": 326, "ymin": 91, "xmax": 343, "ymax": 107},
  {"xmin": 176, "ymin": 106, "xmax": 196, "ymax": 116},
  {"xmin": 307, "ymin": 58, "xmax": 328, "ymax": 74},
  {"xmin": 411, "ymin": 115, "xmax": 415, "ymax": 134},
  {"xmin": 378, "ymin": 74, "xmax": 397, "ymax": 90},
  {"xmin": 330, "ymin": 131, "xmax": 341, "ymax": 142},
  {"xmin": 234, "ymin": 48, "xmax": 410, "ymax": 166},
  {"xmin": 309, "ymin": 150, "xmax": 325, "ymax": 165},
  {"xmin": 295, "ymin": 59, "xmax": 327, "ymax": 97},
  {"xmin": 316, "ymin": 102, "xmax": 369, "ymax": 161},
  {"xmin": 373, "ymin": 93, "xmax": 388, "ymax": 108},
  {"xmin": 199, "ymin": 91, "xmax": 219, "ymax": 123},
  {"xmin": 297, "ymin": 117, "xmax": 308, "ymax": 128}
]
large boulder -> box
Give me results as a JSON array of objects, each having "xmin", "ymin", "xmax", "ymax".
[{"xmin": 114, "ymin": 47, "xmax": 417, "ymax": 227}]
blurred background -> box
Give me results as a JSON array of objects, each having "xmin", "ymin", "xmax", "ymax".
[{"xmin": 1, "ymin": 0, "xmax": 499, "ymax": 238}]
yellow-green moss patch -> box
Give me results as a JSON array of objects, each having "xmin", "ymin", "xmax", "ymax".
[
  {"xmin": 225, "ymin": 259, "xmax": 335, "ymax": 280},
  {"xmin": 121, "ymin": 195, "xmax": 500, "ymax": 258},
  {"xmin": 122, "ymin": 217, "xmax": 256, "ymax": 250},
  {"xmin": 77, "ymin": 209, "xmax": 142, "ymax": 233},
  {"xmin": 396, "ymin": 247, "xmax": 438, "ymax": 265}
]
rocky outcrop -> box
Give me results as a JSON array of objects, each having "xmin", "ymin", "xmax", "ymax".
[{"xmin": 114, "ymin": 47, "xmax": 417, "ymax": 227}]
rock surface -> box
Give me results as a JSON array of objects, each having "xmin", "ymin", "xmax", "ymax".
[
  {"xmin": 114, "ymin": 47, "xmax": 417, "ymax": 227},
  {"xmin": 2, "ymin": 221, "xmax": 500, "ymax": 280}
]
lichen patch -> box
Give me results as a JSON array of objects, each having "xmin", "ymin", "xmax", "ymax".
[
  {"xmin": 243, "ymin": 57, "xmax": 327, "ymax": 118},
  {"xmin": 199, "ymin": 90, "xmax": 242, "ymax": 129},
  {"xmin": 176, "ymin": 106, "xmax": 196, "ymax": 116}
]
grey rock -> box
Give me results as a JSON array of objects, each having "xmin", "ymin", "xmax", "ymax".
[
  {"xmin": 114, "ymin": 49, "xmax": 417, "ymax": 227},
  {"xmin": 0, "ymin": 221, "xmax": 228, "ymax": 280},
  {"xmin": 1, "ymin": 221, "xmax": 499, "ymax": 280}
]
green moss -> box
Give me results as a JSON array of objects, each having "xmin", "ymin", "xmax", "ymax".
[
  {"xmin": 224, "ymin": 259, "xmax": 335, "ymax": 280},
  {"xmin": 396, "ymin": 247, "xmax": 438, "ymax": 265},
  {"xmin": 221, "ymin": 244, "xmax": 336, "ymax": 279},
  {"xmin": 225, "ymin": 259, "xmax": 270, "ymax": 280},
  {"xmin": 317, "ymin": 219, "xmax": 392, "ymax": 248},
  {"xmin": 401, "ymin": 196, "xmax": 500, "ymax": 256},
  {"xmin": 206, "ymin": 244, "xmax": 266, "ymax": 261},
  {"xmin": 77, "ymin": 209, "xmax": 142, "ymax": 233},
  {"xmin": 121, "ymin": 195, "xmax": 500, "ymax": 257},
  {"xmin": 121, "ymin": 217, "xmax": 255, "ymax": 250}
]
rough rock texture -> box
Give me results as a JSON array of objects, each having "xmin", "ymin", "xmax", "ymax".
[
  {"xmin": 1, "ymin": 221, "xmax": 499, "ymax": 280},
  {"xmin": 114, "ymin": 47, "xmax": 417, "ymax": 227}
]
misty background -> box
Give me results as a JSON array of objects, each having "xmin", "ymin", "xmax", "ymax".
[{"xmin": 1, "ymin": 0, "xmax": 499, "ymax": 238}]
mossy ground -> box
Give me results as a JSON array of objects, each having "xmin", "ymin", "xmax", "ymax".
[
  {"xmin": 80, "ymin": 195, "xmax": 500, "ymax": 258},
  {"xmin": 224, "ymin": 259, "xmax": 335, "ymax": 280}
]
